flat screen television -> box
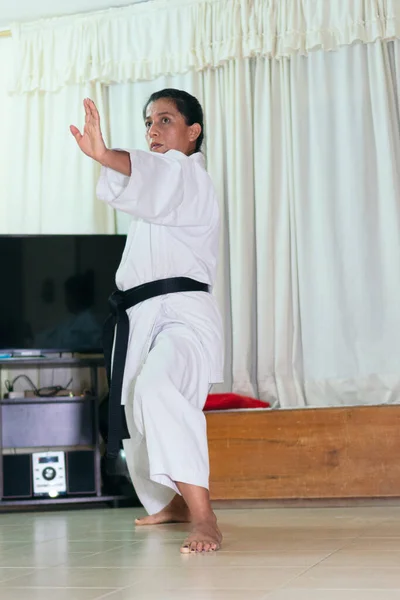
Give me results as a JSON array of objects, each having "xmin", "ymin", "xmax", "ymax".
[{"xmin": 0, "ymin": 235, "xmax": 127, "ymax": 354}]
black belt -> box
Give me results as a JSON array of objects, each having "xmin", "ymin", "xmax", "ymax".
[{"xmin": 103, "ymin": 277, "xmax": 210, "ymax": 461}]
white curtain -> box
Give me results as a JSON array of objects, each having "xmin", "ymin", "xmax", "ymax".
[
  {"xmin": 0, "ymin": 79, "xmax": 114, "ymax": 234},
  {"xmin": 1, "ymin": 0, "xmax": 400, "ymax": 407},
  {"xmin": 0, "ymin": 39, "xmax": 112, "ymax": 395},
  {"xmin": 107, "ymin": 40, "xmax": 400, "ymax": 407},
  {"xmin": 9, "ymin": 0, "xmax": 400, "ymax": 92},
  {"xmin": 284, "ymin": 41, "xmax": 400, "ymax": 406},
  {"xmin": 0, "ymin": 37, "xmax": 13, "ymax": 230}
]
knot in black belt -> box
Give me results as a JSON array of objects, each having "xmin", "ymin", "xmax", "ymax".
[{"xmin": 103, "ymin": 277, "xmax": 210, "ymax": 461}]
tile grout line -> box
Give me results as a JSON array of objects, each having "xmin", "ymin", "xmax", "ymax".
[
  {"xmin": 0, "ymin": 542, "xmax": 136, "ymax": 582},
  {"xmin": 254, "ymin": 530, "xmax": 372, "ymax": 596},
  {"xmin": 94, "ymin": 587, "xmax": 133, "ymax": 600},
  {"xmin": 257, "ymin": 525, "xmax": 398, "ymax": 596},
  {"xmin": 88, "ymin": 571, "xmax": 151, "ymax": 600},
  {"xmin": 0, "ymin": 569, "xmax": 37, "ymax": 585}
]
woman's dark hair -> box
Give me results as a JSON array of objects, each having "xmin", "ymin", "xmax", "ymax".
[{"xmin": 143, "ymin": 88, "xmax": 204, "ymax": 152}]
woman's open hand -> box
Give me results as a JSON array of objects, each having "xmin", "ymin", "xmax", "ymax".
[{"xmin": 70, "ymin": 98, "xmax": 108, "ymax": 163}]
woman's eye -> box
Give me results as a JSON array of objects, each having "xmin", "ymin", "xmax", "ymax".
[
  {"xmin": 145, "ymin": 122, "xmax": 151, "ymax": 129},
  {"xmin": 162, "ymin": 117, "xmax": 170, "ymax": 124}
]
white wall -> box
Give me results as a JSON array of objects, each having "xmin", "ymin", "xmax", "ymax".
[{"xmin": 0, "ymin": 0, "xmax": 150, "ymax": 30}]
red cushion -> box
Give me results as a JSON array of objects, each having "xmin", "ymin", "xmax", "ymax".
[{"xmin": 203, "ymin": 393, "xmax": 270, "ymax": 412}]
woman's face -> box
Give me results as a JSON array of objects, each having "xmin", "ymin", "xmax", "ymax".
[{"xmin": 145, "ymin": 98, "xmax": 201, "ymax": 156}]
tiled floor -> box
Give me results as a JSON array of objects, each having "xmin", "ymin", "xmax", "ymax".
[{"xmin": 1, "ymin": 505, "xmax": 400, "ymax": 599}]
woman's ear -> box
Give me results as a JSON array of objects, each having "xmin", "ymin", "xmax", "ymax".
[{"xmin": 189, "ymin": 123, "xmax": 202, "ymax": 142}]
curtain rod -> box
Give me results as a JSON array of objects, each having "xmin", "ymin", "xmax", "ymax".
[{"xmin": 0, "ymin": 30, "xmax": 11, "ymax": 38}]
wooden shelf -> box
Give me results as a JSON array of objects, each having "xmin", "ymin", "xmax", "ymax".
[
  {"xmin": 2, "ymin": 445, "xmax": 96, "ymax": 454},
  {"xmin": 0, "ymin": 495, "xmax": 132, "ymax": 509},
  {"xmin": 0, "ymin": 353, "xmax": 131, "ymax": 508},
  {"xmin": 1, "ymin": 395, "xmax": 98, "ymax": 405},
  {"xmin": 0, "ymin": 356, "xmax": 104, "ymax": 368}
]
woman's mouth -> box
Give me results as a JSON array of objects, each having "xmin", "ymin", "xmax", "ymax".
[{"xmin": 151, "ymin": 143, "xmax": 163, "ymax": 151}]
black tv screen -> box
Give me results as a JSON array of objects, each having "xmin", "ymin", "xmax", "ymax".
[{"xmin": 0, "ymin": 235, "xmax": 127, "ymax": 353}]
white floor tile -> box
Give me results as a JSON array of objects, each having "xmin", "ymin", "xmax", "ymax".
[{"xmin": 0, "ymin": 503, "xmax": 400, "ymax": 598}]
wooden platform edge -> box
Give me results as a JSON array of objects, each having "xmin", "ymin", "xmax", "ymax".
[{"xmin": 206, "ymin": 405, "xmax": 400, "ymax": 501}]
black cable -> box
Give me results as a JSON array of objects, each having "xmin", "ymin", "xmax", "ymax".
[{"xmin": 5, "ymin": 375, "xmax": 74, "ymax": 397}]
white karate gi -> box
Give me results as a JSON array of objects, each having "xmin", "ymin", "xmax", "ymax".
[{"xmin": 97, "ymin": 149, "xmax": 224, "ymax": 514}]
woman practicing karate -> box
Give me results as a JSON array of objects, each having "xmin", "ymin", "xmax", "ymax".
[{"xmin": 70, "ymin": 89, "xmax": 224, "ymax": 553}]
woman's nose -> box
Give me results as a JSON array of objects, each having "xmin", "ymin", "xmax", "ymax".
[{"xmin": 148, "ymin": 123, "xmax": 159, "ymax": 137}]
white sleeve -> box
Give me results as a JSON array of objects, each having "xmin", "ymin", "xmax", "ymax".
[{"xmin": 96, "ymin": 150, "xmax": 215, "ymax": 227}]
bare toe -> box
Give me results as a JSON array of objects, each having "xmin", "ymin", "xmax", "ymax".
[
  {"xmin": 135, "ymin": 515, "xmax": 159, "ymax": 526},
  {"xmin": 180, "ymin": 516, "xmax": 222, "ymax": 554}
]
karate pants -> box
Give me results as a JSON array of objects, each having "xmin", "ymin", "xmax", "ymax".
[{"xmin": 123, "ymin": 324, "xmax": 210, "ymax": 515}]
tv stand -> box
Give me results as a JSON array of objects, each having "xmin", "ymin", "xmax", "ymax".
[{"xmin": 0, "ymin": 355, "xmax": 132, "ymax": 510}]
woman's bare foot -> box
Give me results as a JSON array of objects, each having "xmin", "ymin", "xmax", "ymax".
[
  {"xmin": 180, "ymin": 514, "xmax": 222, "ymax": 553},
  {"xmin": 175, "ymin": 481, "xmax": 222, "ymax": 554},
  {"xmin": 135, "ymin": 481, "xmax": 222, "ymax": 552},
  {"xmin": 135, "ymin": 494, "xmax": 190, "ymax": 526}
]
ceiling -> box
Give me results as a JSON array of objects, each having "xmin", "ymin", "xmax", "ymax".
[{"xmin": 0, "ymin": 0, "xmax": 150, "ymax": 30}]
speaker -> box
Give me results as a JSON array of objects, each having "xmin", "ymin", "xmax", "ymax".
[
  {"xmin": 2, "ymin": 454, "xmax": 32, "ymax": 499},
  {"xmin": 66, "ymin": 450, "xmax": 96, "ymax": 495},
  {"xmin": 32, "ymin": 451, "xmax": 67, "ymax": 497}
]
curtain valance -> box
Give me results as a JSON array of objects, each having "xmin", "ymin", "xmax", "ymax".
[{"xmin": 10, "ymin": 0, "xmax": 400, "ymax": 93}]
